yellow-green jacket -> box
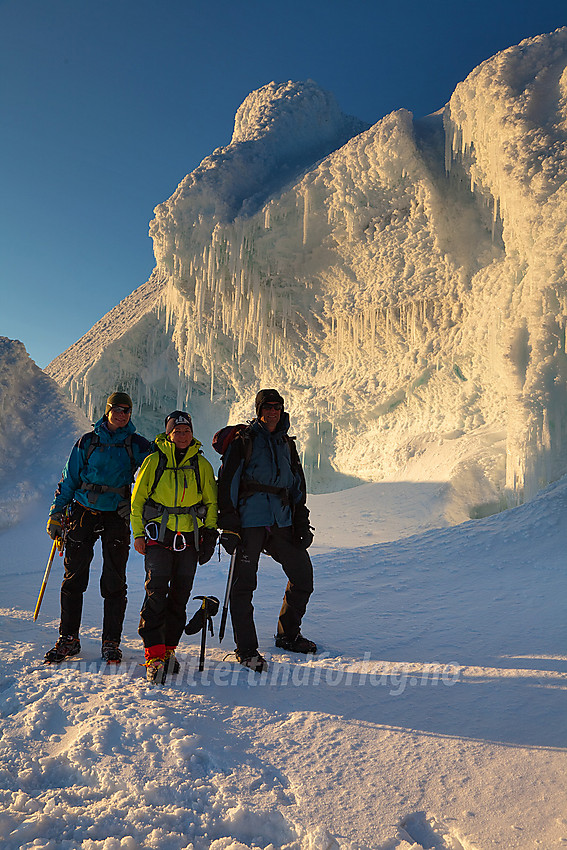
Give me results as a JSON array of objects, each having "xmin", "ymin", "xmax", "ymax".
[{"xmin": 131, "ymin": 433, "xmax": 218, "ymax": 540}]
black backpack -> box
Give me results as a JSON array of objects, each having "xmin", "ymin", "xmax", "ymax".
[{"xmin": 212, "ymin": 422, "xmax": 306, "ymax": 504}]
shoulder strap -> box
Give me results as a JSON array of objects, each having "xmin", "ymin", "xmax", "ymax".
[
  {"xmin": 85, "ymin": 432, "xmax": 99, "ymax": 462},
  {"xmin": 284, "ymin": 435, "xmax": 301, "ymax": 472},
  {"xmin": 189, "ymin": 452, "xmax": 202, "ymax": 496},
  {"xmin": 285, "ymin": 434, "xmax": 308, "ymax": 508},
  {"xmin": 240, "ymin": 429, "xmax": 254, "ymax": 471},
  {"xmin": 148, "ymin": 449, "xmax": 168, "ymax": 499},
  {"xmin": 124, "ymin": 433, "xmax": 134, "ymax": 461},
  {"xmin": 123, "ymin": 434, "xmax": 136, "ymax": 481}
]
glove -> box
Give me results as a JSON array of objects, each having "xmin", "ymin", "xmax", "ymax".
[
  {"xmin": 198, "ymin": 527, "xmax": 218, "ymax": 565},
  {"xmin": 220, "ymin": 529, "xmax": 240, "ymax": 555},
  {"xmin": 184, "ymin": 608, "xmax": 205, "ymax": 635},
  {"xmin": 117, "ymin": 499, "xmax": 131, "ymax": 520},
  {"xmin": 185, "ymin": 596, "xmax": 220, "ymax": 634},
  {"xmin": 294, "ymin": 524, "xmax": 314, "ymax": 549},
  {"xmin": 46, "ymin": 513, "xmax": 63, "ymax": 540}
]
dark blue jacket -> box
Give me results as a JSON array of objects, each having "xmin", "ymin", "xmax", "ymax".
[
  {"xmin": 50, "ymin": 416, "xmax": 152, "ymax": 515},
  {"xmin": 218, "ymin": 413, "xmax": 308, "ymax": 529}
]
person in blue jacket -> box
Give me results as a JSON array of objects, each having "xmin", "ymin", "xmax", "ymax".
[
  {"xmin": 44, "ymin": 392, "xmax": 152, "ymax": 664},
  {"xmin": 218, "ymin": 388, "xmax": 316, "ymax": 672}
]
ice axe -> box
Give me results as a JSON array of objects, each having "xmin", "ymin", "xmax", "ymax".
[
  {"xmin": 185, "ymin": 595, "xmax": 220, "ymax": 671},
  {"xmin": 33, "ymin": 537, "xmax": 63, "ymax": 621}
]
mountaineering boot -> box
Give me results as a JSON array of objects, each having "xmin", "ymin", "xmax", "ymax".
[
  {"xmin": 44, "ymin": 635, "xmax": 81, "ymax": 663},
  {"xmin": 235, "ymin": 650, "xmax": 268, "ymax": 673},
  {"xmin": 275, "ymin": 633, "xmax": 317, "ymax": 654},
  {"xmin": 145, "ymin": 657, "xmax": 165, "ymax": 685},
  {"xmin": 163, "ymin": 649, "xmax": 180, "ymax": 676},
  {"xmin": 101, "ymin": 641, "xmax": 122, "ymax": 663}
]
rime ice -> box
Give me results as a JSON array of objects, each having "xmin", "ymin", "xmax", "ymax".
[{"xmin": 47, "ymin": 31, "xmax": 567, "ymax": 512}]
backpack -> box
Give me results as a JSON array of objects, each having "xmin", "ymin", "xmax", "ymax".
[
  {"xmin": 80, "ymin": 431, "xmax": 137, "ymax": 503},
  {"xmin": 84, "ymin": 431, "xmax": 135, "ymax": 471},
  {"xmin": 212, "ymin": 423, "xmax": 254, "ymax": 474},
  {"xmin": 212, "ymin": 422, "xmax": 302, "ymax": 480}
]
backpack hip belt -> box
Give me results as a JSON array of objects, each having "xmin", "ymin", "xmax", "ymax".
[
  {"xmin": 81, "ymin": 481, "xmax": 130, "ymax": 504},
  {"xmin": 240, "ymin": 480, "xmax": 291, "ymax": 507}
]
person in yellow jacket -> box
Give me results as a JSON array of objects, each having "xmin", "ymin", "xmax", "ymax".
[{"xmin": 131, "ymin": 411, "xmax": 218, "ymax": 683}]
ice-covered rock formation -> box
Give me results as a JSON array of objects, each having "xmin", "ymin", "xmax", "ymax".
[
  {"xmin": 445, "ymin": 29, "xmax": 567, "ymax": 499},
  {"xmin": 46, "ymin": 35, "xmax": 567, "ymax": 511},
  {"xmin": 0, "ymin": 338, "xmax": 90, "ymax": 529}
]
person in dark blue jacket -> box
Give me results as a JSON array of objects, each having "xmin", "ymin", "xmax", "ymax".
[
  {"xmin": 218, "ymin": 389, "xmax": 316, "ymax": 672},
  {"xmin": 44, "ymin": 392, "xmax": 152, "ymax": 664}
]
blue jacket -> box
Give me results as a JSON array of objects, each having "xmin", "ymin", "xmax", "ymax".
[
  {"xmin": 50, "ymin": 417, "xmax": 152, "ymax": 515},
  {"xmin": 218, "ymin": 413, "xmax": 308, "ymax": 529}
]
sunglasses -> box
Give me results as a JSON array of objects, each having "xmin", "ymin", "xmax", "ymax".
[
  {"xmin": 111, "ymin": 406, "xmax": 131, "ymax": 414},
  {"xmin": 262, "ymin": 402, "xmax": 282, "ymax": 411}
]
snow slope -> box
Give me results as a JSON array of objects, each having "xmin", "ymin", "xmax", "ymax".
[
  {"xmin": 46, "ymin": 30, "xmax": 567, "ymax": 511},
  {"xmin": 1, "ymin": 349, "xmax": 566, "ymax": 849},
  {"xmin": 0, "ymin": 338, "xmax": 89, "ymax": 530}
]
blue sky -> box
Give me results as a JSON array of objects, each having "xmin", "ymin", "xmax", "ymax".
[{"xmin": 1, "ymin": 0, "xmax": 566, "ymax": 368}]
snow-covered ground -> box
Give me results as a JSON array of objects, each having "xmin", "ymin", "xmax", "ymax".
[{"xmin": 1, "ymin": 463, "xmax": 565, "ymax": 849}]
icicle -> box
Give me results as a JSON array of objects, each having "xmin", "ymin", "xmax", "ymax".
[{"xmin": 444, "ymin": 118, "xmax": 453, "ymax": 173}]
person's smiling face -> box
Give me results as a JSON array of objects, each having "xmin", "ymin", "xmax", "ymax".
[
  {"xmin": 259, "ymin": 402, "xmax": 282, "ymax": 433},
  {"xmin": 169, "ymin": 424, "xmax": 193, "ymax": 450},
  {"xmin": 107, "ymin": 405, "xmax": 131, "ymax": 432}
]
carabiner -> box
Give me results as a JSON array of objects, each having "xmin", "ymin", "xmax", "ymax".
[
  {"xmin": 145, "ymin": 522, "xmax": 159, "ymax": 541},
  {"xmin": 173, "ymin": 532, "xmax": 187, "ymax": 552}
]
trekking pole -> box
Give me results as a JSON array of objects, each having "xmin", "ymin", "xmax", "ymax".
[
  {"xmin": 198, "ymin": 598, "xmax": 208, "ymax": 672},
  {"xmin": 219, "ymin": 549, "xmax": 237, "ymax": 643},
  {"xmin": 33, "ymin": 538, "xmax": 61, "ymax": 621}
]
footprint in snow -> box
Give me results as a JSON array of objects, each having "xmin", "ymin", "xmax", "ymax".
[{"xmin": 399, "ymin": 811, "xmax": 467, "ymax": 849}]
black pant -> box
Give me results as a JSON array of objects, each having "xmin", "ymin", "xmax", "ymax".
[
  {"xmin": 138, "ymin": 542, "xmax": 198, "ymax": 650},
  {"xmin": 60, "ymin": 502, "xmax": 130, "ymax": 643},
  {"xmin": 230, "ymin": 525, "xmax": 314, "ymax": 654}
]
